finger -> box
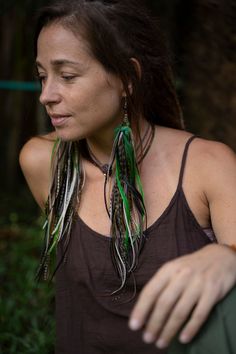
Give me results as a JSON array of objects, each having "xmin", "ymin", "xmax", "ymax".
[
  {"xmin": 141, "ymin": 279, "xmax": 185, "ymax": 344},
  {"xmin": 154, "ymin": 280, "xmax": 202, "ymax": 348},
  {"xmin": 142, "ymin": 267, "xmax": 194, "ymax": 344},
  {"xmin": 129, "ymin": 266, "xmax": 171, "ymax": 331},
  {"xmin": 179, "ymin": 285, "xmax": 219, "ymax": 344}
]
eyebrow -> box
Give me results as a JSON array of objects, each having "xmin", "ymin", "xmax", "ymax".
[{"xmin": 36, "ymin": 59, "xmax": 82, "ymax": 68}]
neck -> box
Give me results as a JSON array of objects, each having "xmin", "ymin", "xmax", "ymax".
[
  {"xmin": 86, "ymin": 134, "xmax": 114, "ymax": 166},
  {"xmin": 85, "ymin": 117, "xmax": 151, "ymax": 166}
]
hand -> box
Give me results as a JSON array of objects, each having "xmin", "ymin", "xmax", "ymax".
[{"xmin": 128, "ymin": 244, "xmax": 236, "ymax": 349}]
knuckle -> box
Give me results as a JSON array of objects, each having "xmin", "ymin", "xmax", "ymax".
[
  {"xmin": 157, "ymin": 295, "xmax": 173, "ymax": 309},
  {"xmin": 191, "ymin": 276, "xmax": 203, "ymax": 291},
  {"xmin": 192, "ymin": 310, "xmax": 206, "ymax": 324},
  {"xmin": 157, "ymin": 298, "xmax": 168, "ymax": 310},
  {"xmin": 206, "ymin": 280, "xmax": 218, "ymax": 294},
  {"xmin": 204, "ymin": 278, "xmax": 222, "ymax": 300},
  {"xmin": 179, "ymin": 265, "xmax": 193, "ymax": 279},
  {"xmin": 161, "ymin": 261, "xmax": 175, "ymax": 274},
  {"xmin": 173, "ymin": 310, "xmax": 186, "ymax": 323},
  {"xmin": 161, "ymin": 259, "xmax": 193, "ymax": 279}
]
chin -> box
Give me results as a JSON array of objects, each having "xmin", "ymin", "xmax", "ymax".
[{"xmin": 55, "ymin": 128, "xmax": 86, "ymax": 142}]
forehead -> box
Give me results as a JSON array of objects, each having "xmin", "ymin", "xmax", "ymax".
[{"xmin": 37, "ymin": 22, "xmax": 92, "ymax": 63}]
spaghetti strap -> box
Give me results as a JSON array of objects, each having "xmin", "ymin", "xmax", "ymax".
[{"xmin": 177, "ymin": 135, "xmax": 197, "ymax": 188}]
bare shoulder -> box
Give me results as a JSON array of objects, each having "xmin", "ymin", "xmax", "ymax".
[
  {"xmin": 19, "ymin": 131, "xmax": 57, "ymax": 209},
  {"xmin": 19, "ymin": 131, "xmax": 56, "ymax": 167},
  {"xmin": 155, "ymin": 125, "xmax": 236, "ymax": 189},
  {"xmin": 157, "ymin": 126, "xmax": 236, "ymax": 169},
  {"xmin": 186, "ymin": 137, "xmax": 236, "ymax": 244},
  {"xmin": 189, "ymin": 137, "xmax": 236, "ymax": 175},
  {"xmin": 162, "ymin": 136, "xmax": 234, "ymax": 226},
  {"xmin": 155, "ymin": 126, "xmax": 193, "ymax": 151}
]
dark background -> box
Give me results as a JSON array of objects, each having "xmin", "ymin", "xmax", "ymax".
[
  {"xmin": 1, "ymin": 0, "xmax": 236, "ymax": 194},
  {"xmin": 0, "ymin": 0, "xmax": 235, "ymax": 353}
]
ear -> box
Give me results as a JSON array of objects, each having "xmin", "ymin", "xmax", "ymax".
[
  {"xmin": 122, "ymin": 57, "xmax": 142, "ymax": 97},
  {"xmin": 130, "ymin": 57, "xmax": 142, "ymax": 79}
]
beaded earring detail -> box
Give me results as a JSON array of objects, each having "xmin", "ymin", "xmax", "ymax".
[{"xmin": 105, "ymin": 96, "xmax": 147, "ymax": 293}]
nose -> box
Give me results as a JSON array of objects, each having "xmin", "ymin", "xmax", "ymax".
[{"xmin": 39, "ymin": 79, "xmax": 61, "ymax": 106}]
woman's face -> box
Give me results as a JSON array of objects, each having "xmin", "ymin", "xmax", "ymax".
[{"xmin": 36, "ymin": 23, "xmax": 124, "ymax": 142}]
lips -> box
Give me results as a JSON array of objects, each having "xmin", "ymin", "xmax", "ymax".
[{"xmin": 49, "ymin": 113, "xmax": 72, "ymax": 127}]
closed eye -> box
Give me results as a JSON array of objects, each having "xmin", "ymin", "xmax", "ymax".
[
  {"xmin": 61, "ymin": 75, "xmax": 77, "ymax": 81},
  {"xmin": 35, "ymin": 72, "xmax": 47, "ymax": 84}
]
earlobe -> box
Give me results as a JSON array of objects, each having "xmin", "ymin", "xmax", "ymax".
[{"xmin": 128, "ymin": 83, "xmax": 133, "ymax": 95}]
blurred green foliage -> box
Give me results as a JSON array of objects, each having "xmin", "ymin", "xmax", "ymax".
[{"xmin": 0, "ymin": 191, "xmax": 55, "ymax": 354}]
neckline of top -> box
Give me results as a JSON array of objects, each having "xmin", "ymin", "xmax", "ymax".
[
  {"xmin": 76, "ymin": 185, "xmax": 180, "ymax": 241},
  {"xmin": 76, "ymin": 135, "xmax": 197, "ymax": 240}
]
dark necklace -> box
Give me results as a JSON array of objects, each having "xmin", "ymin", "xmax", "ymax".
[
  {"xmin": 86, "ymin": 124, "xmax": 155, "ymax": 177},
  {"xmin": 86, "ymin": 147, "xmax": 112, "ymax": 176},
  {"xmin": 137, "ymin": 123, "xmax": 155, "ymax": 164}
]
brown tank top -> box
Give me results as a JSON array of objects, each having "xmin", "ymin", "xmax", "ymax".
[{"xmin": 55, "ymin": 136, "xmax": 216, "ymax": 354}]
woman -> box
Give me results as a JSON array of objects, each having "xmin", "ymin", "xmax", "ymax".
[{"xmin": 19, "ymin": 1, "xmax": 236, "ymax": 353}]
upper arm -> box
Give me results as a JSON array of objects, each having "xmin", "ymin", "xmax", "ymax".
[
  {"xmin": 198, "ymin": 140, "xmax": 236, "ymax": 245},
  {"xmin": 19, "ymin": 134, "xmax": 55, "ymax": 210}
]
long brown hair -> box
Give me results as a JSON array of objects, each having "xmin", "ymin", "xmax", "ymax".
[
  {"xmin": 35, "ymin": 0, "xmax": 184, "ymax": 286},
  {"xmin": 35, "ymin": 0, "xmax": 184, "ymax": 131}
]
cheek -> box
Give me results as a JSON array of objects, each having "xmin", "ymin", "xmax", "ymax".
[
  {"xmin": 96, "ymin": 82, "xmax": 123, "ymax": 112},
  {"xmin": 95, "ymin": 92, "xmax": 122, "ymax": 125},
  {"xmin": 79, "ymin": 86, "xmax": 122, "ymax": 122}
]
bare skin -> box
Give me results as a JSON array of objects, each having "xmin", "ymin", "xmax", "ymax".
[
  {"xmin": 20, "ymin": 126, "xmax": 236, "ymax": 348},
  {"xmin": 20, "ymin": 22, "xmax": 236, "ymax": 350}
]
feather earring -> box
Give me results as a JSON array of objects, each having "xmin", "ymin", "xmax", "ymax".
[{"xmin": 105, "ymin": 96, "xmax": 147, "ymax": 293}]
